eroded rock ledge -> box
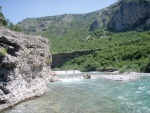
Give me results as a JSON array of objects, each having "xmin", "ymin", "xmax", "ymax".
[{"xmin": 0, "ymin": 27, "xmax": 51, "ymax": 111}]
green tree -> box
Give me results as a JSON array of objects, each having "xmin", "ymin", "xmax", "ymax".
[
  {"xmin": 0, "ymin": 6, "xmax": 1, "ymax": 12},
  {"xmin": 7, "ymin": 22, "xmax": 22, "ymax": 32}
]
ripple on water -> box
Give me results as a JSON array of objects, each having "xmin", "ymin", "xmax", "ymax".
[
  {"xmin": 61, "ymin": 77, "xmax": 82, "ymax": 83},
  {"xmin": 2, "ymin": 72, "xmax": 150, "ymax": 113}
]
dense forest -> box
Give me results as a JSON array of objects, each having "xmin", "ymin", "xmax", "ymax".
[{"xmin": 47, "ymin": 29, "xmax": 150, "ymax": 73}]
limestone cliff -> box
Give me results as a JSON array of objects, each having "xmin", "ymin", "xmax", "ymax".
[
  {"xmin": 107, "ymin": 0, "xmax": 150, "ymax": 31},
  {"xmin": 18, "ymin": 0, "xmax": 150, "ymax": 34},
  {"xmin": 0, "ymin": 27, "xmax": 51, "ymax": 111}
]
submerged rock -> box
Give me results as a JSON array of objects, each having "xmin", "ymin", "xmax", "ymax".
[{"xmin": 0, "ymin": 27, "xmax": 51, "ymax": 111}]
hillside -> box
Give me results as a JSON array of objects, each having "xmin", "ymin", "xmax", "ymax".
[
  {"xmin": 18, "ymin": 0, "xmax": 150, "ymax": 34},
  {"xmin": 17, "ymin": 0, "xmax": 150, "ymax": 72},
  {"xmin": 17, "ymin": 0, "xmax": 150, "ymax": 52},
  {"xmin": 0, "ymin": 7, "xmax": 6, "ymax": 26}
]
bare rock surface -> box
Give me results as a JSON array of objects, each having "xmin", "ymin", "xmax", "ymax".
[
  {"xmin": 0, "ymin": 27, "xmax": 51, "ymax": 111},
  {"xmin": 107, "ymin": 0, "xmax": 150, "ymax": 31}
]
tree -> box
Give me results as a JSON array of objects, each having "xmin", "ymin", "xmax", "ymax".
[
  {"xmin": 7, "ymin": 21, "xmax": 22, "ymax": 32},
  {"xmin": 8, "ymin": 22, "xmax": 15, "ymax": 30},
  {"xmin": 6, "ymin": 19, "xmax": 9, "ymax": 26},
  {"xmin": 0, "ymin": 6, "xmax": 1, "ymax": 12}
]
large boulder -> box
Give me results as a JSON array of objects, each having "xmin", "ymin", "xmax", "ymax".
[
  {"xmin": 0, "ymin": 27, "xmax": 51, "ymax": 111},
  {"xmin": 83, "ymin": 74, "xmax": 91, "ymax": 79}
]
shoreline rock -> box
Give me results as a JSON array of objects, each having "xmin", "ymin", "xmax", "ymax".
[
  {"xmin": 0, "ymin": 27, "xmax": 51, "ymax": 111},
  {"xmin": 83, "ymin": 74, "xmax": 91, "ymax": 79}
]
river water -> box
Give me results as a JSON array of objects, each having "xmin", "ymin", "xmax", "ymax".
[{"xmin": 3, "ymin": 72, "xmax": 150, "ymax": 113}]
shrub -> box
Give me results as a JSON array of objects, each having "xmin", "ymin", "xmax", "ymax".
[
  {"xmin": 140, "ymin": 57, "xmax": 150, "ymax": 73},
  {"xmin": 119, "ymin": 64, "xmax": 140, "ymax": 73},
  {"xmin": 0, "ymin": 48, "xmax": 8, "ymax": 56}
]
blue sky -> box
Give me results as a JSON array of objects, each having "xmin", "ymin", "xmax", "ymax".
[{"xmin": 0, "ymin": 0, "xmax": 117, "ymax": 24}]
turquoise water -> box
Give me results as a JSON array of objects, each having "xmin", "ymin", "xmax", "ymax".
[{"xmin": 3, "ymin": 72, "xmax": 150, "ymax": 113}]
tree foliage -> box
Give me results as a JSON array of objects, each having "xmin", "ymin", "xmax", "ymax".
[
  {"xmin": 7, "ymin": 21, "xmax": 22, "ymax": 32},
  {"xmin": 50, "ymin": 30, "xmax": 150, "ymax": 73}
]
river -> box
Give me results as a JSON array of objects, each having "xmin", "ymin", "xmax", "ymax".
[{"xmin": 3, "ymin": 72, "xmax": 150, "ymax": 113}]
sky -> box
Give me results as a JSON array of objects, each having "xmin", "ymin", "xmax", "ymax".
[{"xmin": 0, "ymin": 0, "xmax": 118, "ymax": 24}]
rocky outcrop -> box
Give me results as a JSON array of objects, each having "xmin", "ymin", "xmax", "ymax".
[
  {"xmin": 0, "ymin": 27, "xmax": 51, "ymax": 111},
  {"xmin": 89, "ymin": 20, "xmax": 100, "ymax": 31},
  {"xmin": 107, "ymin": 0, "xmax": 150, "ymax": 32},
  {"xmin": 52, "ymin": 48, "xmax": 101, "ymax": 68}
]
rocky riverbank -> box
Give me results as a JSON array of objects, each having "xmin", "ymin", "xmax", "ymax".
[{"xmin": 0, "ymin": 27, "xmax": 51, "ymax": 111}]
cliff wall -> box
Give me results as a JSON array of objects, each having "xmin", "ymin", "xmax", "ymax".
[
  {"xmin": 52, "ymin": 49, "xmax": 101, "ymax": 68},
  {"xmin": 0, "ymin": 27, "xmax": 51, "ymax": 111},
  {"xmin": 107, "ymin": 0, "xmax": 150, "ymax": 31}
]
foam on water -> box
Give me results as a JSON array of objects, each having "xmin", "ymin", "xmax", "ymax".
[
  {"xmin": 3, "ymin": 72, "xmax": 150, "ymax": 113},
  {"xmin": 61, "ymin": 77, "xmax": 82, "ymax": 83}
]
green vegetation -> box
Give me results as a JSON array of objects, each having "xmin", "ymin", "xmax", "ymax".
[
  {"xmin": 47, "ymin": 30, "xmax": 150, "ymax": 73},
  {"xmin": 0, "ymin": 6, "xmax": 21, "ymax": 31},
  {"xmin": 16, "ymin": 0, "xmax": 150, "ymax": 73},
  {"xmin": 0, "ymin": 6, "xmax": 6, "ymax": 26},
  {"xmin": 22, "ymin": 13, "xmax": 149, "ymax": 73},
  {"xmin": 119, "ymin": 65, "xmax": 140, "ymax": 73},
  {"xmin": 0, "ymin": 48, "xmax": 8, "ymax": 56},
  {"xmin": 7, "ymin": 21, "xmax": 22, "ymax": 32}
]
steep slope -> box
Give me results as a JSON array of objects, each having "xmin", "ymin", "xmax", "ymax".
[
  {"xmin": 107, "ymin": 0, "xmax": 150, "ymax": 31},
  {"xmin": 18, "ymin": 13, "xmax": 98, "ymax": 35},
  {"xmin": 0, "ymin": 27, "xmax": 51, "ymax": 111},
  {"xmin": 17, "ymin": 2, "xmax": 115, "ymax": 35},
  {"xmin": 18, "ymin": 0, "xmax": 150, "ymax": 35},
  {"xmin": 17, "ymin": 0, "xmax": 150, "ymax": 72}
]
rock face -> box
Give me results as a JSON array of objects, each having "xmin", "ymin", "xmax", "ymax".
[
  {"xmin": 107, "ymin": 0, "xmax": 150, "ymax": 31},
  {"xmin": 52, "ymin": 48, "xmax": 101, "ymax": 68},
  {"xmin": 0, "ymin": 27, "xmax": 51, "ymax": 111},
  {"xmin": 89, "ymin": 20, "xmax": 100, "ymax": 31}
]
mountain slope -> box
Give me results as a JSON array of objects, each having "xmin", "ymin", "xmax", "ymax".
[
  {"xmin": 17, "ymin": 1, "xmax": 118, "ymax": 35},
  {"xmin": 17, "ymin": 0, "xmax": 150, "ymax": 72},
  {"xmin": 18, "ymin": 0, "xmax": 150, "ymax": 35},
  {"xmin": 107, "ymin": 0, "xmax": 150, "ymax": 31}
]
